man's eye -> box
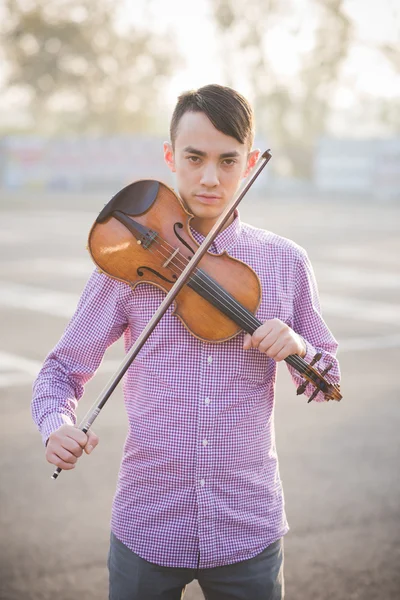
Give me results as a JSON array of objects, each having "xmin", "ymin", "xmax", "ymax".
[
  {"xmin": 187, "ymin": 156, "xmax": 200, "ymax": 163},
  {"xmin": 222, "ymin": 159, "xmax": 236, "ymax": 166}
]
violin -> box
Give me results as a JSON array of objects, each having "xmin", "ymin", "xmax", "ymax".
[
  {"xmin": 51, "ymin": 151, "xmax": 341, "ymax": 481},
  {"xmin": 89, "ymin": 179, "xmax": 341, "ymax": 403}
]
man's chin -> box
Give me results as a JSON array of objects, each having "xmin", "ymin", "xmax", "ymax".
[{"xmin": 191, "ymin": 206, "xmax": 222, "ymax": 221}]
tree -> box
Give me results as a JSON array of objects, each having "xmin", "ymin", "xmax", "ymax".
[
  {"xmin": 1, "ymin": 0, "xmax": 181, "ymax": 134},
  {"xmin": 211, "ymin": 0, "xmax": 353, "ymax": 177}
]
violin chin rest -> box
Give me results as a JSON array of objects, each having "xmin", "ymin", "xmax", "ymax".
[{"xmin": 96, "ymin": 180, "xmax": 160, "ymax": 223}]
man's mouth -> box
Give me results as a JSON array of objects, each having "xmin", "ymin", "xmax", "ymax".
[{"xmin": 194, "ymin": 194, "xmax": 222, "ymax": 205}]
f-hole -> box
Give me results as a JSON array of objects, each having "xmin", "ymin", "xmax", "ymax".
[
  {"xmin": 173, "ymin": 223, "xmax": 195, "ymax": 256},
  {"xmin": 137, "ymin": 266, "xmax": 177, "ymax": 284}
]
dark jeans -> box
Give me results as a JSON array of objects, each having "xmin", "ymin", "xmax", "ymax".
[{"xmin": 108, "ymin": 532, "xmax": 284, "ymax": 600}]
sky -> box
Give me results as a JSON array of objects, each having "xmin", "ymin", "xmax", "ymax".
[{"xmin": 120, "ymin": 0, "xmax": 400, "ymax": 111}]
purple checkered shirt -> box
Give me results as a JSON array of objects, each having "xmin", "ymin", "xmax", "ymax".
[{"xmin": 32, "ymin": 212, "xmax": 340, "ymax": 569}]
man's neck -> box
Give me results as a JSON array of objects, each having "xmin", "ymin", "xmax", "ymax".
[{"xmin": 191, "ymin": 213, "xmax": 235, "ymax": 237}]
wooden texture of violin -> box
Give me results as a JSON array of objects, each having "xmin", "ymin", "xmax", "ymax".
[{"xmin": 88, "ymin": 180, "xmax": 261, "ymax": 342}]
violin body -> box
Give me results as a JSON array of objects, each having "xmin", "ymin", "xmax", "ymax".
[
  {"xmin": 88, "ymin": 178, "xmax": 341, "ymax": 402},
  {"xmin": 88, "ymin": 180, "xmax": 261, "ymax": 342}
]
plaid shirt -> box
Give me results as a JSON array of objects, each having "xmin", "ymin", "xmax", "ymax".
[{"xmin": 32, "ymin": 212, "xmax": 340, "ymax": 569}]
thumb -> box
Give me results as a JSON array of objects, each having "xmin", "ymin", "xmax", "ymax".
[
  {"xmin": 243, "ymin": 333, "xmax": 252, "ymax": 350},
  {"xmin": 84, "ymin": 430, "xmax": 99, "ymax": 455}
]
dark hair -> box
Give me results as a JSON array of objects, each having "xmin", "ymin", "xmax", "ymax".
[{"xmin": 170, "ymin": 84, "xmax": 254, "ymax": 149}]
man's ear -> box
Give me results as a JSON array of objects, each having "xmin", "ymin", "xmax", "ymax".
[
  {"xmin": 243, "ymin": 149, "xmax": 261, "ymax": 178},
  {"xmin": 163, "ymin": 142, "xmax": 176, "ymax": 173}
]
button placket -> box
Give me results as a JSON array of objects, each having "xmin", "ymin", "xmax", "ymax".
[
  {"xmin": 200, "ymin": 348, "xmax": 214, "ymax": 454},
  {"xmin": 196, "ymin": 344, "xmax": 217, "ymax": 563}
]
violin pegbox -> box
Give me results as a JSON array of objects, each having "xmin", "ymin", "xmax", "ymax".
[
  {"xmin": 296, "ymin": 352, "xmax": 322, "ymax": 396},
  {"xmin": 296, "ymin": 353, "xmax": 341, "ymax": 403}
]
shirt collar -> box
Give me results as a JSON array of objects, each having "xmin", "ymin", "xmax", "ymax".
[{"xmin": 190, "ymin": 210, "xmax": 242, "ymax": 254}]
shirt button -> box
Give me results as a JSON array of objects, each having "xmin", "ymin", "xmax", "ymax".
[
  {"xmin": 204, "ymin": 397, "xmax": 211, "ymax": 405},
  {"xmin": 200, "ymin": 479, "xmax": 205, "ymax": 487},
  {"xmin": 202, "ymin": 439, "xmax": 208, "ymax": 447},
  {"xmin": 207, "ymin": 356, "xmax": 213, "ymax": 364}
]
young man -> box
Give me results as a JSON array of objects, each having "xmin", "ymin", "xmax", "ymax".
[{"xmin": 32, "ymin": 84, "xmax": 340, "ymax": 600}]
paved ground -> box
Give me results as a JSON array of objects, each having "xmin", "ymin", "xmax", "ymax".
[{"xmin": 0, "ymin": 189, "xmax": 399, "ymax": 600}]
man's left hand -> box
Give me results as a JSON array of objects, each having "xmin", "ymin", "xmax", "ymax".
[{"xmin": 243, "ymin": 318, "xmax": 306, "ymax": 361}]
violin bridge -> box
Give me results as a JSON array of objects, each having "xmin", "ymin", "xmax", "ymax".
[{"xmin": 163, "ymin": 247, "xmax": 180, "ymax": 268}]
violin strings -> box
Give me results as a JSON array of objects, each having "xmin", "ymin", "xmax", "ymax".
[
  {"xmin": 152, "ymin": 234, "xmax": 263, "ymax": 330},
  {"xmin": 168, "ymin": 248, "xmax": 331, "ymax": 386},
  {"xmin": 139, "ymin": 232, "xmax": 311, "ymax": 378},
  {"xmin": 127, "ymin": 227, "xmax": 256, "ymax": 332},
  {"xmin": 149, "ymin": 236, "xmax": 264, "ymax": 335},
  {"xmin": 154, "ymin": 240, "xmax": 322, "ymax": 376},
  {"xmin": 127, "ymin": 227, "xmax": 331, "ymax": 385},
  {"xmin": 151, "ymin": 239, "xmax": 314, "ymax": 374}
]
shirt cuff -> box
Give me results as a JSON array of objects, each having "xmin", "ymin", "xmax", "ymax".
[
  {"xmin": 40, "ymin": 413, "xmax": 75, "ymax": 446},
  {"xmin": 302, "ymin": 338, "xmax": 319, "ymax": 364}
]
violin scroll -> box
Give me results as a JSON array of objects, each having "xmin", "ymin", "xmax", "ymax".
[{"xmin": 295, "ymin": 353, "xmax": 342, "ymax": 403}]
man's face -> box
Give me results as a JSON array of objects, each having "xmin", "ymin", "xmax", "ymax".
[{"xmin": 164, "ymin": 111, "xmax": 259, "ymax": 234}]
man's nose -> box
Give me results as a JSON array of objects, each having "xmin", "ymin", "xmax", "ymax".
[{"xmin": 200, "ymin": 164, "xmax": 219, "ymax": 187}]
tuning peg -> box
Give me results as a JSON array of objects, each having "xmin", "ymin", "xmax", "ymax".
[
  {"xmin": 297, "ymin": 353, "xmax": 323, "ymax": 396},
  {"xmin": 310, "ymin": 352, "xmax": 322, "ymax": 366},
  {"xmin": 297, "ymin": 380, "xmax": 308, "ymax": 395},
  {"xmin": 307, "ymin": 387, "xmax": 321, "ymax": 403},
  {"xmin": 307, "ymin": 363, "xmax": 334, "ymax": 403},
  {"xmin": 320, "ymin": 363, "xmax": 333, "ymax": 377}
]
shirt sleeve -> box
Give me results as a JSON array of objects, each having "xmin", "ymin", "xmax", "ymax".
[
  {"xmin": 287, "ymin": 248, "xmax": 341, "ymax": 402},
  {"xmin": 31, "ymin": 270, "xmax": 128, "ymax": 444}
]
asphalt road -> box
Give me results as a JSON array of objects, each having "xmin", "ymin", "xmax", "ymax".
[{"xmin": 0, "ymin": 189, "xmax": 399, "ymax": 600}]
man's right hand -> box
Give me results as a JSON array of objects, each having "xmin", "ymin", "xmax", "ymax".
[{"xmin": 45, "ymin": 424, "xmax": 99, "ymax": 470}]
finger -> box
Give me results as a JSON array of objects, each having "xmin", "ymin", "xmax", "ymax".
[
  {"xmin": 84, "ymin": 430, "xmax": 99, "ymax": 455},
  {"xmin": 258, "ymin": 332, "xmax": 278, "ymax": 354},
  {"xmin": 266, "ymin": 340, "xmax": 286, "ymax": 360},
  {"xmin": 248, "ymin": 331, "xmax": 264, "ymax": 349},
  {"xmin": 46, "ymin": 452, "xmax": 76, "ymax": 470},
  {"xmin": 252, "ymin": 323, "xmax": 274, "ymax": 346},
  {"xmin": 62, "ymin": 437, "xmax": 84, "ymax": 458},
  {"xmin": 274, "ymin": 346, "xmax": 291, "ymax": 362},
  {"xmin": 54, "ymin": 446, "xmax": 78, "ymax": 464},
  {"xmin": 66, "ymin": 427, "xmax": 90, "ymax": 448},
  {"xmin": 243, "ymin": 333, "xmax": 252, "ymax": 350}
]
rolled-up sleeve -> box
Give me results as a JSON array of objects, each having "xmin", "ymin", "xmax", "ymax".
[{"xmin": 32, "ymin": 270, "xmax": 128, "ymax": 444}]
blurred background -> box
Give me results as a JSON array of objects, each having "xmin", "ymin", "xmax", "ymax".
[{"xmin": 0, "ymin": 1, "xmax": 399, "ymax": 599}]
